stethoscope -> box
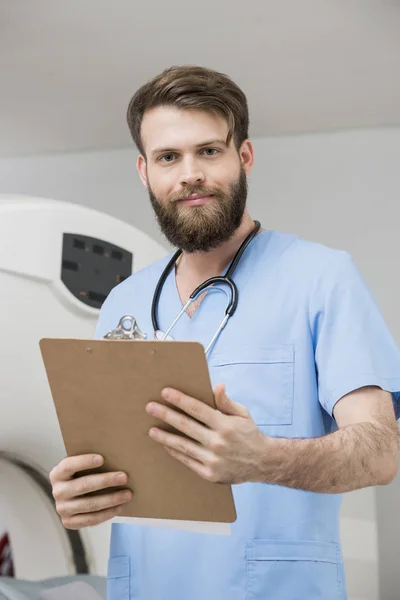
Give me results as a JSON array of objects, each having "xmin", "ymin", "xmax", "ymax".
[{"xmin": 151, "ymin": 220, "xmax": 261, "ymax": 355}]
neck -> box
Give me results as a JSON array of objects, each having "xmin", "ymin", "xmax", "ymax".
[{"xmin": 177, "ymin": 212, "xmax": 258, "ymax": 280}]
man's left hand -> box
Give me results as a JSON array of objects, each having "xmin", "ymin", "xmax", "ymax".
[{"xmin": 145, "ymin": 384, "xmax": 268, "ymax": 484}]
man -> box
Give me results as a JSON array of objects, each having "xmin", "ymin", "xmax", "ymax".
[{"xmin": 50, "ymin": 65, "xmax": 400, "ymax": 600}]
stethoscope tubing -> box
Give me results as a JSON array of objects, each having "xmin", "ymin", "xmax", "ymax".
[{"xmin": 151, "ymin": 220, "xmax": 261, "ymax": 337}]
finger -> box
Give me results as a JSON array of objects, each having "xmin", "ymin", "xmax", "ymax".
[
  {"xmin": 146, "ymin": 402, "xmax": 211, "ymax": 445},
  {"xmin": 54, "ymin": 471, "xmax": 129, "ymax": 502},
  {"xmin": 159, "ymin": 388, "xmax": 220, "ymax": 428},
  {"xmin": 50, "ymin": 454, "xmax": 103, "ymax": 483},
  {"xmin": 60, "ymin": 488, "xmax": 132, "ymax": 518},
  {"xmin": 164, "ymin": 447, "xmax": 214, "ymax": 481},
  {"xmin": 149, "ymin": 427, "xmax": 211, "ymax": 463},
  {"xmin": 213, "ymin": 384, "xmax": 249, "ymax": 417},
  {"xmin": 62, "ymin": 505, "xmax": 125, "ymax": 530}
]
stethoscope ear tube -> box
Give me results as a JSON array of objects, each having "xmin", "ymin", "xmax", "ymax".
[{"xmin": 225, "ymin": 220, "xmax": 261, "ymax": 278}]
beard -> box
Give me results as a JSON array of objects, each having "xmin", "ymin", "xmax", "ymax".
[{"xmin": 147, "ymin": 167, "xmax": 248, "ymax": 253}]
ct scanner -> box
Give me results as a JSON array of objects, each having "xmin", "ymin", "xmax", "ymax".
[{"xmin": 0, "ymin": 195, "xmax": 167, "ymax": 596}]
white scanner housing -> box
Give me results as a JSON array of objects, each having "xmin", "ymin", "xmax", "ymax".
[{"xmin": 0, "ymin": 195, "xmax": 167, "ymax": 580}]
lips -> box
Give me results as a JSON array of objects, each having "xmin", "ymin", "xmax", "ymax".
[
  {"xmin": 177, "ymin": 194, "xmax": 214, "ymax": 206},
  {"xmin": 186, "ymin": 194, "xmax": 210, "ymax": 200}
]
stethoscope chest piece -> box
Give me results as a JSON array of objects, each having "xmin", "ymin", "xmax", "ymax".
[{"xmin": 154, "ymin": 330, "xmax": 174, "ymax": 342}]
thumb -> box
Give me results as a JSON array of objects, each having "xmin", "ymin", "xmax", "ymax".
[{"xmin": 213, "ymin": 383, "xmax": 249, "ymax": 417}]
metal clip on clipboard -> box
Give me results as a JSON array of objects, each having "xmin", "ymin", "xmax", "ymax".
[{"xmin": 103, "ymin": 315, "xmax": 147, "ymax": 340}]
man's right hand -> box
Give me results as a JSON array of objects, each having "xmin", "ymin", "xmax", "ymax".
[{"xmin": 50, "ymin": 454, "xmax": 133, "ymax": 529}]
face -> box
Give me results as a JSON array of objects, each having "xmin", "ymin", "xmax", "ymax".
[{"xmin": 137, "ymin": 106, "xmax": 254, "ymax": 252}]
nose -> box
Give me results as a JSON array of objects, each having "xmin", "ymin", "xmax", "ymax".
[{"xmin": 179, "ymin": 158, "xmax": 205, "ymax": 187}]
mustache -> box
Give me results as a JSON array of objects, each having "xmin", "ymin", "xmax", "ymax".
[{"xmin": 169, "ymin": 187, "xmax": 222, "ymax": 203}]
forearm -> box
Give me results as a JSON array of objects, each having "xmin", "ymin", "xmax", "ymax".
[{"xmin": 261, "ymin": 421, "xmax": 398, "ymax": 493}]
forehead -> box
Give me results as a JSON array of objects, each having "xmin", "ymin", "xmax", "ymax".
[{"xmin": 141, "ymin": 106, "xmax": 229, "ymax": 153}]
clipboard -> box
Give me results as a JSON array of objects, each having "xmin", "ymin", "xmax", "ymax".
[{"xmin": 39, "ymin": 337, "xmax": 237, "ymax": 527}]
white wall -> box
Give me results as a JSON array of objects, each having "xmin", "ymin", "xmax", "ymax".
[{"xmin": 1, "ymin": 126, "xmax": 399, "ymax": 599}]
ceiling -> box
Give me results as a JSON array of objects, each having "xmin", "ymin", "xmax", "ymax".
[{"xmin": 1, "ymin": 0, "xmax": 400, "ymax": 157}]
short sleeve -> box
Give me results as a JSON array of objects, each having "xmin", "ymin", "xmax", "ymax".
[{"xmin": 309, "ymin": 251, "xmax": 400, "ymax": 419}]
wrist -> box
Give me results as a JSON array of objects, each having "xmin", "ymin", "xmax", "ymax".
[{"xmin": 255, "ymin": 433, "xmax": 283, "ymax": 483}]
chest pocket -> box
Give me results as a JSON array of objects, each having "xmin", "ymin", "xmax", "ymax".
[{"xmin": 209, "ymin": 344, "xmax": 294, "ymax": 426}]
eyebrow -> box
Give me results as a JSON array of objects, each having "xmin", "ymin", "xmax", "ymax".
[{"xmin": 151, "ymin": 139, "xmax": 228, "ymax": 156}]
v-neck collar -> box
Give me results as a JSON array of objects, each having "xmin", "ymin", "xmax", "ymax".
[{"xmin": 169, "ymin": 229, "xmax": 271, "ymax": 320}]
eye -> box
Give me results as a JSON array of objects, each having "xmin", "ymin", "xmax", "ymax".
[
  {"xmin": 201, "ymin": 148, "xmax": 219, "ymax": 156},
  {"xmin": 159, "ymin": 153, "xmax": 177, "ymax": 163}
]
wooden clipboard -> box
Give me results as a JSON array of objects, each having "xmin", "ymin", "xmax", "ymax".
[{"xmin": 39, "ymin": 338, "xmax": 237, "ymax": 524}]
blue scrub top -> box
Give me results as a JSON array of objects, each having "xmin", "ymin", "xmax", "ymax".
[{"xmin": 95, "ymin": 231, "xmax": 400, "ymax": 600}]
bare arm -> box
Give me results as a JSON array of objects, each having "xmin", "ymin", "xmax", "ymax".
[
  {"xmin": 146, "ymin": 385, "xmax": 399, "ymax": 493},
  {"xmin": 262, "ymin": 386, "xmax": 399, "ymax": 493}
]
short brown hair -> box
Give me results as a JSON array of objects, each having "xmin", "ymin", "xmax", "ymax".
[{"xmin": 126, "ymin": 65, "xmax": 249, "ymax": 157}]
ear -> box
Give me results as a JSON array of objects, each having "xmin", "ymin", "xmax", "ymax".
[
  {"xmin": 137, "ymin": 155, "xmax": 149, "ymax": 188},
  {"xmin": 239, "ymin": 140, "xmax": 254, "ymax": 176}
]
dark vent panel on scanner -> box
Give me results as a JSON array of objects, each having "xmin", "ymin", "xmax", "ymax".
[{"xmin": 61, "ymin": 234, "xmax": 133, "ymax": 309}]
